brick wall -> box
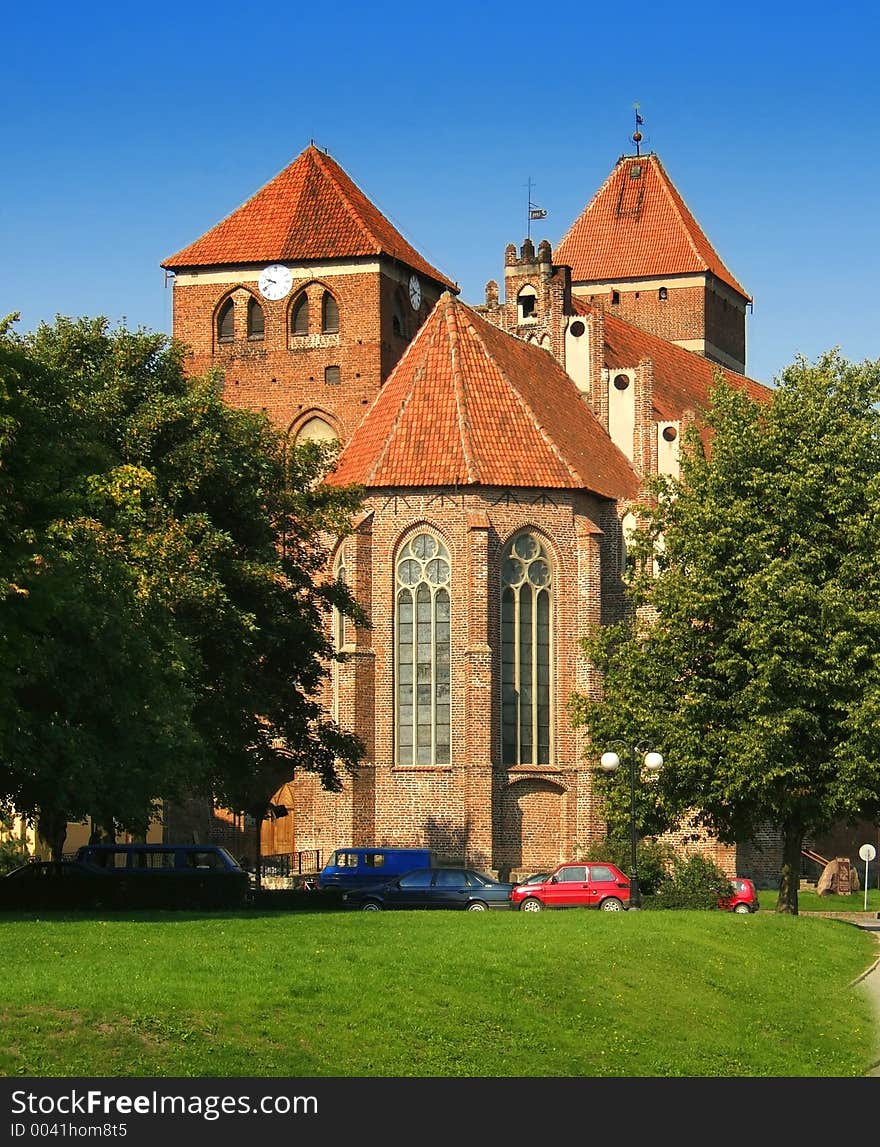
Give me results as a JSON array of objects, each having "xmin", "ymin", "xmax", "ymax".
[
  {"xmin": 290, "ymin": 484, "xmax": 628, "ymax": 876},
  {"xmin": 170, "ymin": 262, "xmax": 443, "ymax": 444}
]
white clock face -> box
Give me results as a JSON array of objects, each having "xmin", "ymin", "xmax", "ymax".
[
  {"xmin": 258, "ymin": 264, "xmax": 292, "ymax": 301},
  {"xmin": 408, "ymin": 274, "xmax": 421, "ymax": 311}
]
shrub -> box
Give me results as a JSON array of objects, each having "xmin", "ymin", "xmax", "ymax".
[
  {"xmin": 651, "ymin": 853, "xmax": 732, "ymax": 910},
  {"xmin": 582, "ymin": 838, "xmax": 673, "ymax": 897}
]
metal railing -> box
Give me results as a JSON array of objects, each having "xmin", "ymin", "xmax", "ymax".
[{"xmin": 260, "ymin": 850, "xmax": 322, "ymax": 878}]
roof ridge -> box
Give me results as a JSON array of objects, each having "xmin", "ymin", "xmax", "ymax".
[
  {"xmin": 359, "ymin": 316, "xmax": 440, "ymax": 485},
  {"xmin": 443, "ymin": 298, "xmax": 480, "ymax": 483},
  {"xmin": 310, "ymin": 147, "xmax": 383, "ymax": 256},
  {"xmin": 468, "ymin": 316, "xmax": 585, "ymax": 487},
  {"xmin": 650, "ymin": 156, "xmax": 707, "ymax": 274},
  {"xmin": 553, "ymin": 161, "xmax": 620, "ymax": 253},
  {"xmin": 650, "ymin": 155, "xmax": 749, "ymax": 298}
]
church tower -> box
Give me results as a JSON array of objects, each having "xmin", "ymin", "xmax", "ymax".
[
  {"xmin": 161, "ymin": 144, "xmax": 456, "ymax": 448},
  {"xmin": 554, "ymin": 153, "xmax": 751, "ymax": 374}
]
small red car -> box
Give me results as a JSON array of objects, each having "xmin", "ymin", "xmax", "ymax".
[
  {"xmin": 510, "ymin": 862, "xmax": 631, "ymax": 912},
  {"xmin": 718, "ymin": 876, "xmax": 759, "ymax": 914}
]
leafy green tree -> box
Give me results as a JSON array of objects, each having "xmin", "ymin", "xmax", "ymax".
[
  {"xmin": 572, "ymin": 352, "xmax": 880, "ymax": 914},
  {"xmin": 582, "ymin": 837, "xmax": 672, "ymax": 896},
  {"xmin": 0, "ymin": 315, "xmax": 365, "ymax": 858}
]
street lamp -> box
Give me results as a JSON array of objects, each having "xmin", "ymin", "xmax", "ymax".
[{"xmin": 599, "ymin": 743, "xmax": 663, "ymax": 910}]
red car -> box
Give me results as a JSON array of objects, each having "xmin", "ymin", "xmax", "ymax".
[
  {"xmin": 510, "ymin": 862, "xmax": 631, "ymax": 912},
  {"xmin": 719, "ymin": 876, "xmax": 759, "ymax": 914}
]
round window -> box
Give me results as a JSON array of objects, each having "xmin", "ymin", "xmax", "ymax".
[
  {"xmin": 613, "ymin": 374, "xmax": 630, "ymax": 391},
  {"xmin": 569, "ymin": 320, "xmax": 585, "ymax": 338},
  {"xmin": 662, "ymin": 425, "xmax": 678, "ymax": 442}
]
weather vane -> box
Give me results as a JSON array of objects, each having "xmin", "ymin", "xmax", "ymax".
[
  {"xmin": 526, "ymin": 176, "xmax": 547, "ymax": 240},
  {"xmin": 632, "ymin": 103, "xmax": 644, "ymax": 156}
]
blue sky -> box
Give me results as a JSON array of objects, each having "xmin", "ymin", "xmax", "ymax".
[{"xmin": 4, "ymin": 0, "xmax": 879, "ymax": 387}]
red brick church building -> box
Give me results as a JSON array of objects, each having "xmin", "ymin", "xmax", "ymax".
[{"xmin": 161, "ymin": 143, "xmax": 775, "ymax": 881}]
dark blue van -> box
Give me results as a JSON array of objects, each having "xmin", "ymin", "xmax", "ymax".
[
  {"xmin": 317, "ymin": 847, "xmax": 433, "ymax": 891},
  {"xmin": 74, "ymin": 843, "xmax": 249, "ymax": 907}
]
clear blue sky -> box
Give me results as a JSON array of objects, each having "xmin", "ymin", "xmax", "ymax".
[{"xmin": 4, "ymin": 0, "xmax": 879, "ymax": 387}]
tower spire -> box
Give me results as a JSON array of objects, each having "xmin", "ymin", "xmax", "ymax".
[{"xmin": 632, "ymin": 103, "xmax": 644, "ymax": 156}]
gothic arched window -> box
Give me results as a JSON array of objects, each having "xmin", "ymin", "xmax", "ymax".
[
  {"xmin": 396, "ymin": 533, "xmax": 451, "ymax": 766},
  {"xmin": 293, "ymin": 415, "xmax": 337, "ymax": 447},
  {"xmin": 322, "ymin": 291, "xmax": 339, "ymax": 334},
  {"xmin": 517, "ymin": 285, "xmax": 537, "ymax": 322},
  {"xmin": 331, "ymin": 548, "xmax": 347, "ymax": 724},
  {"xmin": 291, "ymin": 293, "xmax": 309, "ymax": 336},
  {"xmin": 247, "ymin": 296, "xmax": 265, "ymax": 340},
  {"xmin": 501, "ymin": 533, "xmax": 552, "ymax": 765},
  {"xmin": 217, "ymin": 298, "xmax": 234, "ymax": 343}
]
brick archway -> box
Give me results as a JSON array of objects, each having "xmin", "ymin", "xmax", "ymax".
[{"xmin": 494, "ymin": 777, "xmax": 566, "ymax": 878}]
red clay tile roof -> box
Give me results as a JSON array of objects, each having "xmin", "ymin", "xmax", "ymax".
[
  {"xmin": 572, "ymin": 297, "xmax": 772, "ymax": 422},
  {"xmin": 555, "ymin": 154, "xmax": 749, "ymax": 300},
  {"xmin": 162, "ymin": 145, "xmax": 456, "ymax": 289},
  {"xmin": 328, "ymin": 294, "xmax": 639, "ymax": 499}
]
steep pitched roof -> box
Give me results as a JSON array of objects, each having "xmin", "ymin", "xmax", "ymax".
[
  {"xmin": 555, "ymin": 153, "xmax": 749, "ymax": 299},
  {"xmin": 329, "ymin": 294, "xmax": 639, "ymax": 499},
  {"xmin": 572, "ymin": 297, "xmax": 772, "ymax": 421},
  {"xmin": 162, "ymin": 144, "xmax": 456, "ymax": 289}
]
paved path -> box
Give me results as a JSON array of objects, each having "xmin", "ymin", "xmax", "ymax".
[{"xmin": 840, "ymin": 915, "xmax": 880, "ymax": 1076}]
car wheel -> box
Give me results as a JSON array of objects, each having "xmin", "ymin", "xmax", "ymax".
[
  {"xmin": 361, "ymin": 900, "xmax": 382, "ymax": 912},
  {"xmin": 466, "ymin": 900, "xmax": 488, "ymax": 912},
  {"xmin": 519, "ymin": 897, "xmax": 543, "ymax": 912},
  {"xmin": 733, "ymin": 903, "xmax": 751, "ymax": 914},
  {"xmin": 600, "ymin": 897, "xmax": 624, "ymax": 911}
]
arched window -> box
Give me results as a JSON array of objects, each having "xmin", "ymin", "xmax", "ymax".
[
  {"xmin": 217, "ymin": 298, "xmax": 234, "ymax": 343},
  {"xmin": 293, "ymin": 415, "xmax": 337, "ymax": 447},
  {"xmin": 501, "ymin": 533, "xmax": 552, "ymax": 765},
  {"xmin": 517, "ymin": 285, "xmax": 537, "ymax": 322},
  {"xmin": 331, "ymin": 548, "xmax": 347, "ymax": 723},
  {"xmin": 322, "ymin": 291, "xmax": 339, "ymax": 334},
  {"xmin": 396, "ymin": 533, "xmax": 451, "ymax": 766},
  {"xmin": 620, "ymin": 512, "xmax": 638, "ymax": 581},
  {"xmin": 291, "ymin": 293, "xmax": 309, "ymax": 336},
  {"xmin": 247, "ymin": 296, "xmax": 265, "ymax": 340}
]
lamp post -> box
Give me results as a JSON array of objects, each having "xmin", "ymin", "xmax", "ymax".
[{"xmin": 599, "ymin": 743, "xmax": 663, "ymax": 910}]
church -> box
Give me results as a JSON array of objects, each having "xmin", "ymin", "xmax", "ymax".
[{"xmin": 160, "ymin": 139, "xmax": 777, "ymax": 882}]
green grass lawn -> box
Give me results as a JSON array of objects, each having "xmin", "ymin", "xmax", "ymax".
[
  {"xmin": 1, "ymin": 907, "xmax": 877, "ymax": 1078},
  {"xmin": 791, "ymin": 887, "xmax": 880, "ymax": 914}
]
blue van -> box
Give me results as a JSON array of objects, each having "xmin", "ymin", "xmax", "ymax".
[
  {"xmin": 74, "ymin": 843, "xmax": 249, "ymax": 907},
  {"xmin": 317, "ymin": 847, "xmax": 433, "ymax": 891}
]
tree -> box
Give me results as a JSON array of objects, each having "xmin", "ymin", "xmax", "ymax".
[
  {"xmin": 0, "ymin": 315, "xmax": 366, "ymax": 858},
  {"xmin": 572, "ymin": 352, "xmax": 880, "ymax": 914}
]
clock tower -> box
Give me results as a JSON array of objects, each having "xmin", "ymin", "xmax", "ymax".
[{"xmin": 161, "ymin": 144, "xmax": 456, "ymax": 449}]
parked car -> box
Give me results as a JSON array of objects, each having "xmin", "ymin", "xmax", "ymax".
[
  {"xmin": 0, "ymin": 846, "xmax": 249, "ymax": 909},
  {"xmin": 4, "ymin": 860, "xmax": 104, "ymax": 882},
  {"xmin": 73, "ymin": 843, "xmax": 250, "ymax": 908},
  {"xmin": 342, "ymin": 867, "xmax": 514, "ymax": 911},
  {"xmin": 718, "ymin": 876, "xmax": 759, "ymax": 914},
  {"xmin": 509, "ymin": 862, "xmax": 631, "ymax": 912},
  {"xmin": 0, "ymin": 860, "xmax": 113, "ymax": 909}
]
